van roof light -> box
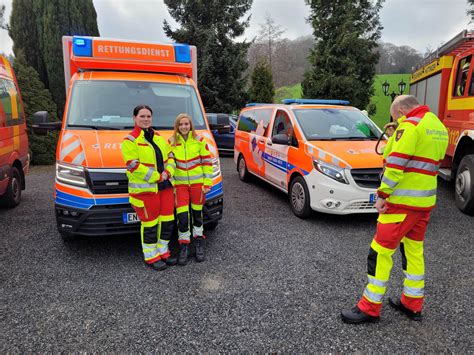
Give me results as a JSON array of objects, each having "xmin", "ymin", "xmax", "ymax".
[
  {"xmin": 245, "ymin": 103, "xmax": 275, "ymax": 107},
  {"xmin": 282, "ymin": 99, "xmax": 351, "ymax": 106}
]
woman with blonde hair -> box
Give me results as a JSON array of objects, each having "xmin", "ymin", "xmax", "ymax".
[{"xmin": 169, "ymin": 113, "xmax": 213, "ymax": 265}]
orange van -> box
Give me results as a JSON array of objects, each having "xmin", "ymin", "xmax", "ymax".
[
  {"xmin": 234, "ymin": 99, "xmax": 385, "ymax": 217},
  {"xmin": 0, "ymin": 55, "xmax": 29, "ymax": 207},
  {"xmin": 54, "ymin": 36, "xmax": 223, "ymax": 241}
]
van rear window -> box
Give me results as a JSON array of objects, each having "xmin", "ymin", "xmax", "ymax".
[
  {"xmin": 66, "ymin": 80, "xmax": 206, "ymax": 130},
  {"xmin": 0, "ymin": 78, "xmax": 25, "ymax": 127}
]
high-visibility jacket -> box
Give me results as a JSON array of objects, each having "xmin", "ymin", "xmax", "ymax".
[
  {"xmin": 377, "ymin": 106, "xmax": 448, "ymax": 210},
  {"xmin": 122, "ymin": 127, "xmax": 176, "ymax": 198},
  {"xmin": 169, "ymin": 133, "xmax": 213, "ymax": 188}
]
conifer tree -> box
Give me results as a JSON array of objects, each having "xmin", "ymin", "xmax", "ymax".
[
  {"xmin": 163, "ymin": 0, "xmax": 252, "ymax": 112},
  {"xmin": 249, "ymin": 60, "xmax": 275, "ymax": 103},
  {"xmin": 13, "ymin": 51, "xmax": 59, "ymax": 165},
  {"xmin": 302, "ymin": 0, "xmax": 383, "ymax": 110},
  {"xmin": 9, "ymin": 0, "xmax": 99, "ymax": 115}
]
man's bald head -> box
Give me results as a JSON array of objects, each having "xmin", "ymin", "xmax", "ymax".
[{"xmin": 390, "ymin": 95, "xmax": 420, "ymax": 120}]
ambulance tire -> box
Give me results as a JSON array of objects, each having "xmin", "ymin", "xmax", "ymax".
[
  {"xmin": 2, "ymin": 166, "xmax": 22, "ymax": 208},
  {"xmin": 289, "ymin": 176, "xmax": 312, "ymax": 219},
  {"xmin": 455, "ymin": 155, "xmax": 474, "ymax": 215},
  {"xmin": 237, "ymin": 155, "xmax": 251, "ymax": 182},
  {"xmin": 204, "ymin": 221, "xmax": 218, "ymax": 231},
  {"xmin": 60, "ymin": 231, "xmax": 76, "ymax": 242}
]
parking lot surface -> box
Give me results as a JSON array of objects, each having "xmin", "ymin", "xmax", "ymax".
[{"xmin": 1, "ymin": 157, "xmax": 473, "ymax": 352}]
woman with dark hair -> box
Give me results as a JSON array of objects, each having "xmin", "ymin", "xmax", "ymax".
[{"xmin": 121, "ymin": 105, "xmax": 177, "ymax": 271}]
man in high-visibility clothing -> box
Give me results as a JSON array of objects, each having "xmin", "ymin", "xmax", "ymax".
[
  {"xmin": 341, "ymin": 95, "xmax": 449, "ymax": 323},
  {"xmin": 122, "ymin": 105, "xmax": 177, "ymax": 271}
]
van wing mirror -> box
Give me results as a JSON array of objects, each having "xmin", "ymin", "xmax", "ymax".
[
  {"xmin": 272, "ymin": 134, "xmax": 290, "ymax": 145},
  {"xmin": 29, "ymin": 111, "xmax": 62, "ymax": 135}
]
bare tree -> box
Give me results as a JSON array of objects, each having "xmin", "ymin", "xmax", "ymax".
[
  {"xmin": 0, "ymin": 5, "xmax": 7, "ymax": 30},
  {"xmin": 256, "ymin": 13, "xmax": 285, "ymax": 70}
]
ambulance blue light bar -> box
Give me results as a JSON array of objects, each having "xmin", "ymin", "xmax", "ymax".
[
  {"xmin": 72, "ymin": 36, "xmax": 93, "ymax": 57},
  {"xmin": 245, "ymin": 103, "xmax": 275, "ymax": 107},
  {"xmin": 174, "ymin": 44, "xmax": 191, "ymax": 63},
  {"xmin": 282, "ymin": 99, "xmax": 351, "ymax": 106}
]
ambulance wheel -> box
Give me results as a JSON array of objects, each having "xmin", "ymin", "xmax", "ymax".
[
  {"xmin": 289, "ymin": 176, "xmax": 312, "ymax": 218},
  {"xmin": 2, "ymin": 167, "xmax": 22, "ymax": 208},
  {"xmin": 204, "ymin": 221, "xmax": 218, "ymax": 231},
  {"xmin": 60, "ymin": 231, "xmax": 76, "ymax": 242},
  {"xmin": 455, "ymin": 155, "xmax": 474, "ymax": 215},
  {"xmin": 238, "ymin": 155, "xmax": 250, "ymax": 182}
]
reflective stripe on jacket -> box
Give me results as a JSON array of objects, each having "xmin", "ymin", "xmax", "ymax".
[
  {"xmin": 169, "ymin": 133, "xmax": 213, "ymax": 187},
  {"xmin": 377, "ymin": 106, "xmax": 448, "ymax": 210},
  {"xmin": 122, "ymin": 127, "xmax": 175, "ymax": 198}
]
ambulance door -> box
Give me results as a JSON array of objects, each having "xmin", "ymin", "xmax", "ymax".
[
  {"xmin": 248, "ymin": 108, "xmax": 272, "ymax": 177},
  {"xmin": 264, "ymin": 109, "xmax": 292, "ymax": 189}
]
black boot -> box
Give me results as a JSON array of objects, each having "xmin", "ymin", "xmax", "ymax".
[
  {"xmin": 164, "ymin": 255, "xmax": 178, "ymax": 266},
  {"xmin": 341, "ymin": 306, "xmax": 379, "ymax": 324},
  {"xmin": 195, "ymin": 238, "xmax": 205, "ymax": 262},
  {"xmin": 388, "ymin": 297, "xmax": 422, "ymax": 321},
  {"xmin": 145, "ymin": 260, "xmax": 168, "ymax": 271},
  {"xmin": 178, "ymin": 244, "xmax": 189, "ymax": 266}
]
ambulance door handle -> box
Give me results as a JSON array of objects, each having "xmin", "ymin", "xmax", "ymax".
[
  {"xmin": 258, "ymin": 138, "xmax": 265, "ymax": 144},
  {"xmin": 266, "ymin": 141, "xmax": 272, "ymax": 146}
]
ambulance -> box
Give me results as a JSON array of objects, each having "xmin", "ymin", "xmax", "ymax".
[
  {"xmin": 0, "ymin": 55, "xmax": 29, "ymax": 208},
  {"xmin": 234, "ymin": 99, "xmax": 385, "ymax": 217},
  {"xmin": 55, "ymin": 36, "xmax": 223, "ymax": 241}
]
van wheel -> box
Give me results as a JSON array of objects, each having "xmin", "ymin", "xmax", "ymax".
[
  {"xmin": 2, "ymin": 167, "xmax": 22, "ymax": 208},
  {"xmin": 455, "ymin": 155, "xmax": 474, "ymax": 215},
  {"xmin": 289, "ymin": 176, "xmax": 312, "ymax": 218},
  {"xmin": 238, "ymin": 155, "xmax": 250, "ymax": 182}
]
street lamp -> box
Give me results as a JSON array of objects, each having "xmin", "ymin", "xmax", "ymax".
[{"xmin": 382, "ymin": 79, "xmax": 407, "ymax": 102}]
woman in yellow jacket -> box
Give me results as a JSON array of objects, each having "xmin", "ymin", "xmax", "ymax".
[
  {"xmin": 122, "ymin": 105, "xmax": 177, "ymax": 271},
  {"xmin": 169, "ymin": 113, "xmax": 213, "ymax": 265}
]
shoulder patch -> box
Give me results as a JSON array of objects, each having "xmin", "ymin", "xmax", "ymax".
[
  {"xmin": 195, "ymin": 134, "xmax": 204, "ymax": 142},
  {"xmin": 395, "ymin": 129, "xmax": 404, "ymax": 142}
]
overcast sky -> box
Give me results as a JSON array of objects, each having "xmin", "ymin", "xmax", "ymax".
[{"xmin": 0, "ymin": 0, "xmax": 472, "ymax": 56}]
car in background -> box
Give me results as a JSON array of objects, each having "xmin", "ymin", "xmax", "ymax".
[{"xmin": 207, "ymin": 113, "xmax": 236, "ymax": 154}]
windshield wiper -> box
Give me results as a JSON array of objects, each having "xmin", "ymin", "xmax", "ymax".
[
  {"xmin": 344, "ymin": 136, "xmax": 379, "ymax": 140},
  {"xmin": 67, "ymin": 124, "xmax": 120, "ymax": 130}
]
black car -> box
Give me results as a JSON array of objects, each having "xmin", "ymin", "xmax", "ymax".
[{"xmin": 206, "ymin": 113, "xmax": 237, "ymax": 154}]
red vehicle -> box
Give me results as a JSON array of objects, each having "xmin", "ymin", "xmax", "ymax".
[
  {"xmin": 409, "ymin": 30, "xmax": 474, "ymax": 215},
  {"xmin": 0, "ymin": 55, "xmax": 29, "ymax": 207}
]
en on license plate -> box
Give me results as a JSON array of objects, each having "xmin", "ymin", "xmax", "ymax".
[
  {"xmin": 369, "ymin": 193, "xmax": 377, "ymax": 203},
  {"xmin": 123, "ymin": 212, "xmax": 139, "ymax": 224}
]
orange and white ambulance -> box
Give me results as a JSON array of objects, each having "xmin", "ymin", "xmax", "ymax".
[
  {"xmin": 0, "ymin": 55, "xmax": 29, "ymax": 208},
  {"xmin": 234, "ymin": 99, "xmax": 385, "ymax": 217},
  {"xmin": 55, "ymin": 36, "xmax": 223, "ymax": 241}
]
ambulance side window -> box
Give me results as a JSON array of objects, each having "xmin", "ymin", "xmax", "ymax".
[
  {"xmin": 0, "ymin": 79, "xmax": 24, "ymax": 127},
  {"xmin": 0, "ymin": 78, "xmax": 7, "ymax": 127},
  {"xmin": 252, "ymin": 109, "xmax": 272, "ymax": 137},
  {"xmin": 453, "ymin": 55, "xmax": 471, "ymax": 97},
  {"xmin": 237, "ymin": 110, "xmax": 255, "ymax": 133}
]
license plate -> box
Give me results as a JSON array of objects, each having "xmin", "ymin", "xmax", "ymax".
[
  {"xmin": 123, "ymin": 212, "xmax": 139, "ymax": 224},
  {"xmin": 369, "ymin": 193, "xmax": 377, "ymax": 203}
]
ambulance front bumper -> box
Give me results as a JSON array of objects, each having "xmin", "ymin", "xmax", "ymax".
[
  {"xmin": 305, "ymin": 169, "xmax": 379, "ymax": 215},
  {"xmin": 55, "ymin": 193, "xmax": 223, "ymax": 237}
]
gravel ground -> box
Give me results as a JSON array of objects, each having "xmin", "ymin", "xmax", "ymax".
[{"xmin": 1, "ymin": 157, "xmax": 473, "ymax": 352}]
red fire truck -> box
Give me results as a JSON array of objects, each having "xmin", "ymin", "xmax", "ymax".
[{"xmin": 409, "ymin": 30, "xmax": 474, "ymax": 215}]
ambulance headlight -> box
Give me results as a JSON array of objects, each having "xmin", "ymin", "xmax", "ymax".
[
  {"xmin": 212, "ymin": 157, "xmax": 221, "ymax": 178},
  {"xmin": 313, "ymin": 159, "xmax": 348, "ymax": 184},
  {"xmin": 56, "ymin": 162, "xmax": 87, "ymax": 187}
]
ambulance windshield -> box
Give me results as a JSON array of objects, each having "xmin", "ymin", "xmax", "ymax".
[
  {"xmin": 66, "ymin": 80, "xmax": 206, "ymax": 130},
  {"xmin": 293, "ymin": 108, "xmax": 381, "ymax": 141}
]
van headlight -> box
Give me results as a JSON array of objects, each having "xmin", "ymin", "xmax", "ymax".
[
  {"xmin": 212, "ymin": 157, "xmax": 221, "ymax": 178},
  {"xmin": 313, "ymin": 159, "xmax": 348, "ymax": 184},
  {"xmin": 56, "ymin": 162, "xmax": 87, "ymax": 187}
]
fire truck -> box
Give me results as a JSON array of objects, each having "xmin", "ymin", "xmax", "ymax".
[{"xmin": 409, "ymin": 29, "xmax": 474, "ymax": 215}]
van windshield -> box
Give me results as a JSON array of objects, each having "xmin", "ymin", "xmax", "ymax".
[
  {"xmin": 293, "ymin": 108, "xmax": 381, "ymax": 140},
  {"xmin": 66, "ymin": 80, "xmax": 207, "ymax": 130}
]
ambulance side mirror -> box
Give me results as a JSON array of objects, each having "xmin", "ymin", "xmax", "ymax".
[
  {"xmin": 272, "ymin": 134, "xmax": 290, "ymax": 145},
  {"xmin": 29, "ymin": 111, "xmax": 62, "ymax": 135}
]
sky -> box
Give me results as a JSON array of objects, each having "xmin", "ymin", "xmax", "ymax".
[{"xmin": 0, "ymin": 0, "xmax": 472, "ymax": 56}]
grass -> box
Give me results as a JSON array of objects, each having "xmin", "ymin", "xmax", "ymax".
[{"xmin": 274, "ymin": 74, "xmax": 411, "ymax": 129}]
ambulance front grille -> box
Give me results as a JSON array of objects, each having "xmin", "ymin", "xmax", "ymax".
[
  {"xmin": 350, "ymin": 168, "xmax": 382, "ymax": 189},
  {"xmin": 346, "ymin": 201, "xmax": 376, "ymax": 210},
  {"xmin": 86, "ymin": 169, "xmax": 129, "ymax": 194}
]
